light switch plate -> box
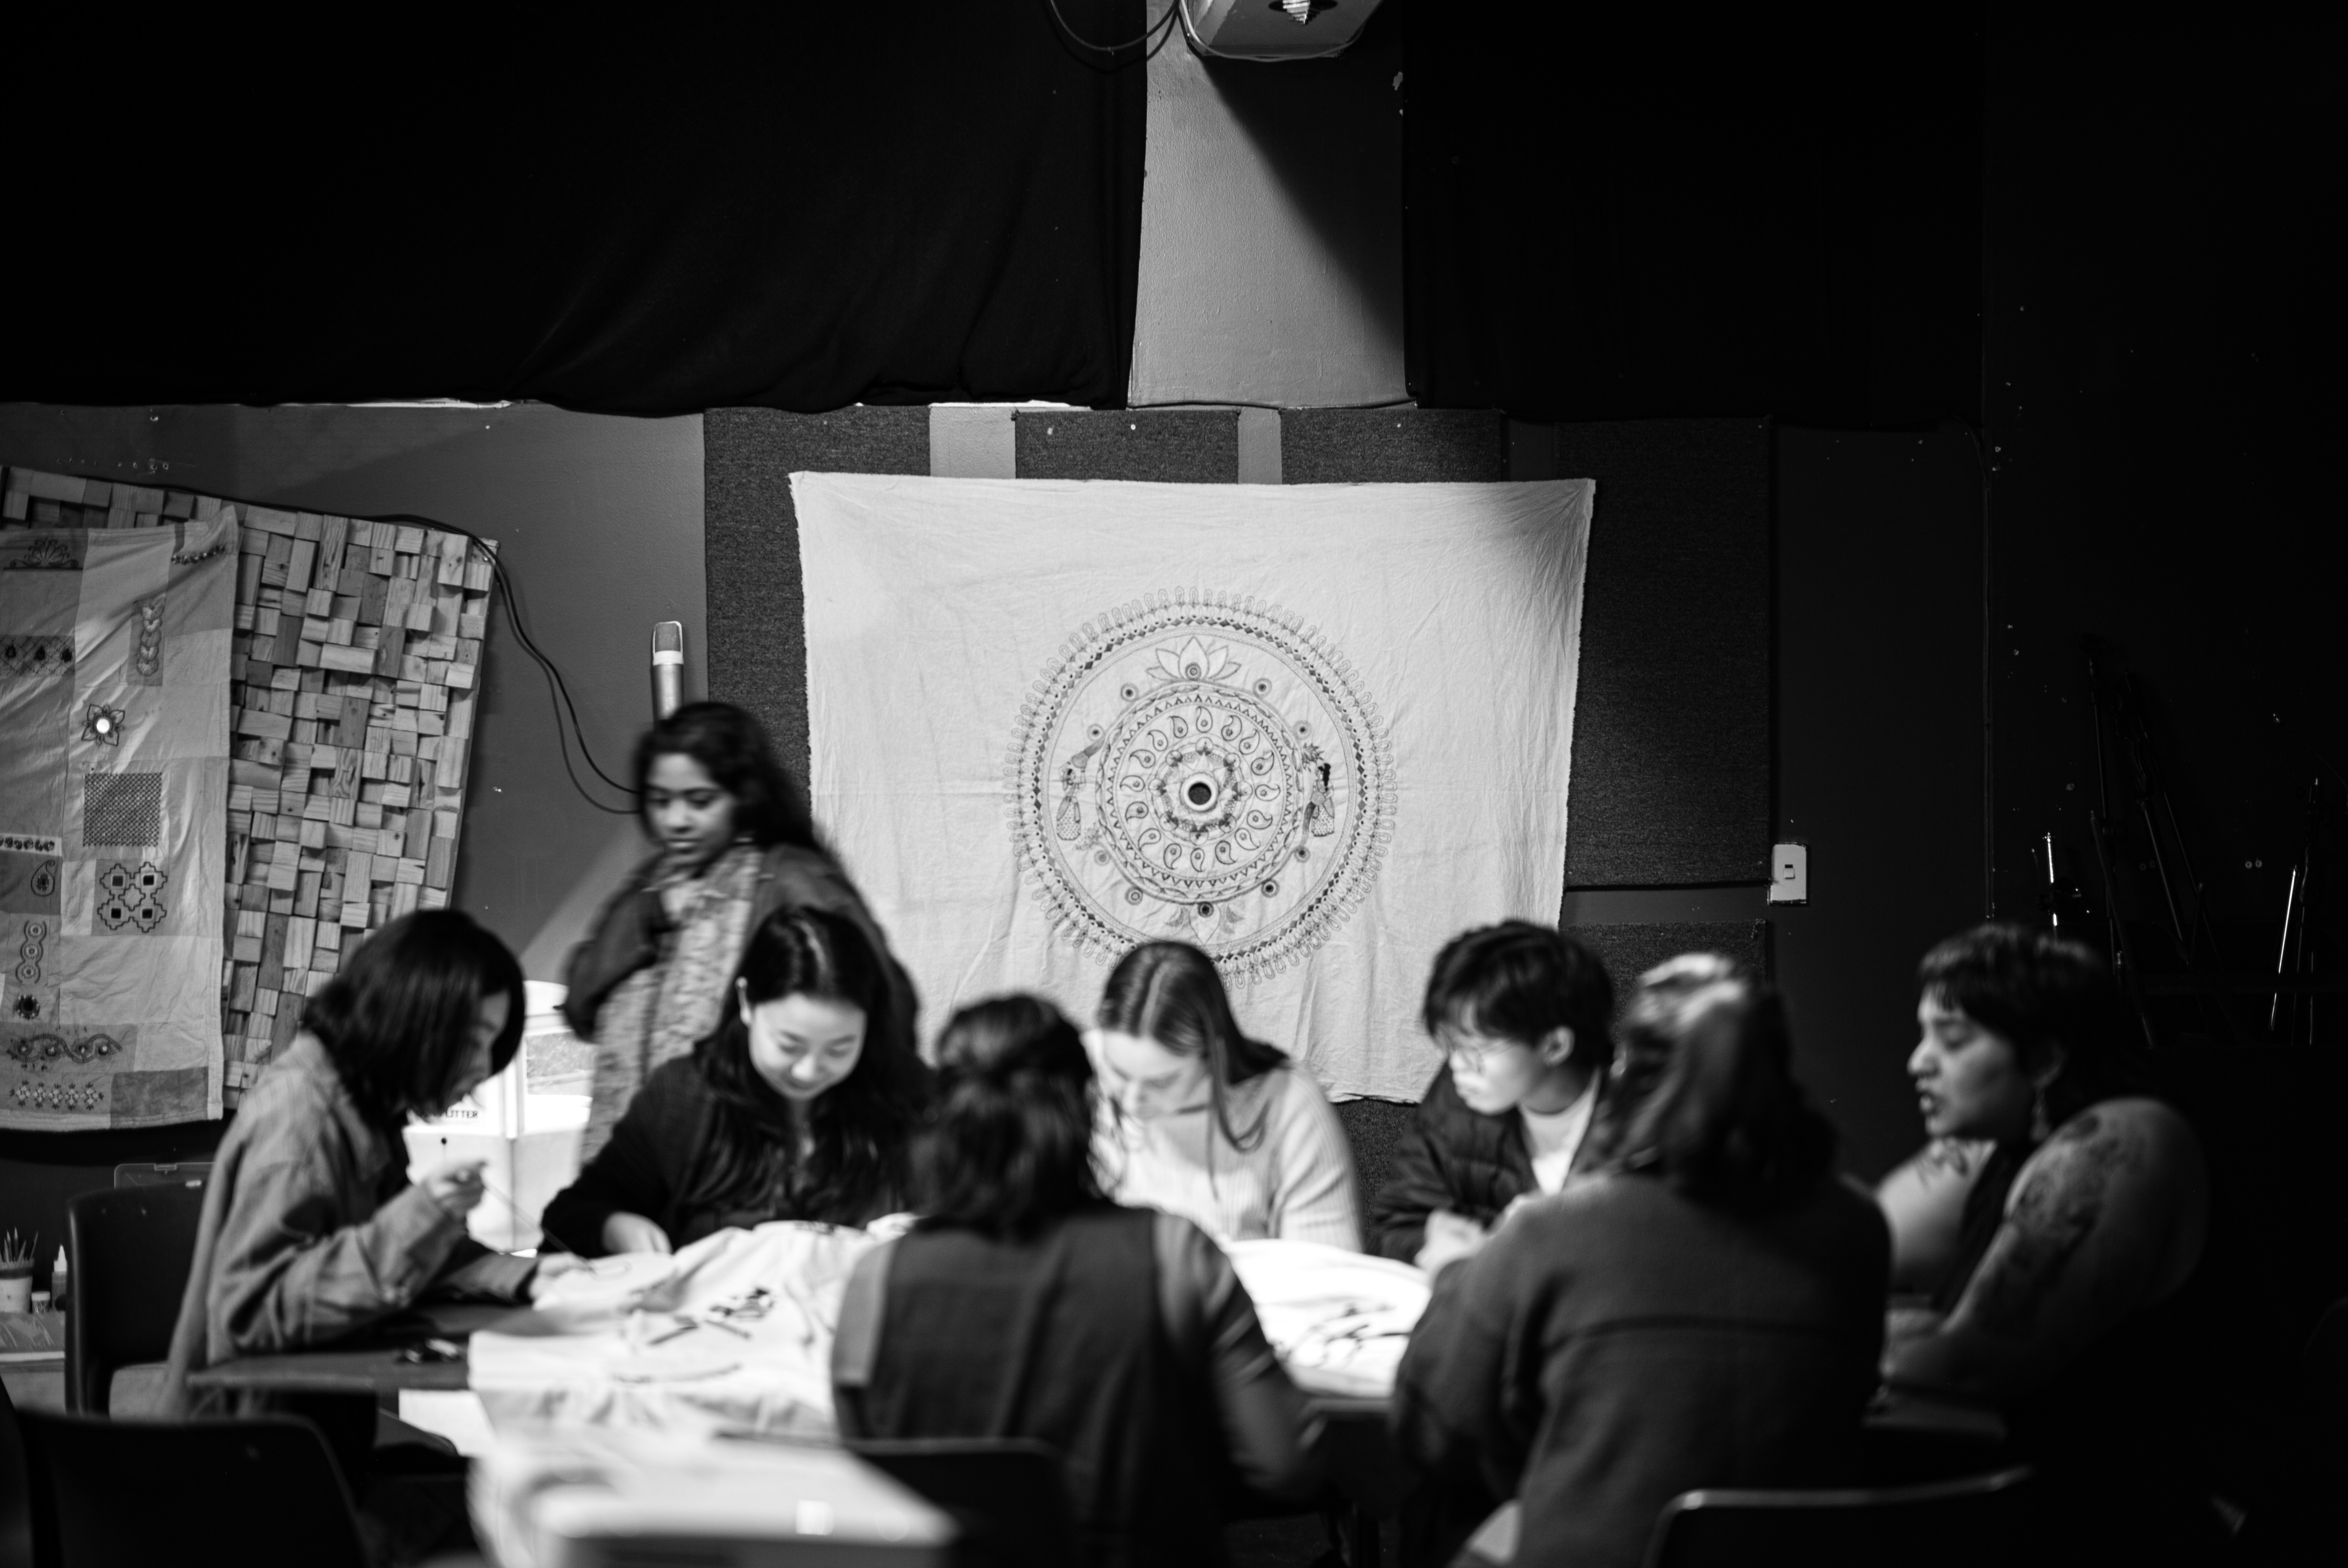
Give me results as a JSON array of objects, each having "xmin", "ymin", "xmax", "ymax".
[{"xmin": 1768, "ymin": 842, "xmax": 1809, "ymax": 905}]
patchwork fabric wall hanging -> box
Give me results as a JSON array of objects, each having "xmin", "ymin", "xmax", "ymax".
[
  {"xmin": 2, "ymin": 467, "xmax": 495, "ymax": 1119},
  {"xmin": 794, "ymin": 473, "xmax": 1592, "ymax": 1101},
  {"xmin": 0, "ymin": 498, "xmax": 234, "ymax": 1128}
]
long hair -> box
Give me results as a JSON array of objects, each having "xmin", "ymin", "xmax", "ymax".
[
  {"xmin": 1600, "ymin": 954, "xmax": 1837, "ymax": 1211},
  {"xmin": 691, "ymin": 906, "xmax": 922, "ymax": 1216},
  {"xmin": 635, "ymin": 702, "xmax": 820, "ymax": 853},
  {"xmin": 1421, "ymin": 920, "xmax": 1616, "ymax": 1074},
  {"xmin": 915, "ymin": 995, "xmax": 1104, "ymax": 1238},
  {"xmin": 1097, "ymin": 942, "xmax": 1288, "ymax": 1151},
  {"xmin": 303, "ymin": 910, "xmax": 524, "ymax": 1129},
  {"xmin": 1917, "ymin": 923, "xmax": 2136, "ymax": 1131}
]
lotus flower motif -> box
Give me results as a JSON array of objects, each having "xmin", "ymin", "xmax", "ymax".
[{"xmin": 1155, "ymin": 636, "xmax": 1239, "ymax": 685}]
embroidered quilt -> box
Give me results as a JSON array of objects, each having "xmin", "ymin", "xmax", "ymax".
[
  {"xmin": 0, "ymin": 517, "xmax": 233, "ymax": 1127},
  {"xmin": 794, "ymin": 473, "xmax": 1592, "ymax": 1100}
]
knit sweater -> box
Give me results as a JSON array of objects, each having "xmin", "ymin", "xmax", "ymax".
[{"xmin": 1093, "ymin": 1062, "xmax": 1361, "ymax": 1251}]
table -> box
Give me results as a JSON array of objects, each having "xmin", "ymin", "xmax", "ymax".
[{"xmin": 182, "ymin": 1302, "xmax": 521, "ymax": 1397}]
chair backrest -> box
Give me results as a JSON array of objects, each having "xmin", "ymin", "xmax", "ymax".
[
  {"xmin": 1645, "ymin": 1466, "xmax": 2042, "ymax": 1568},
  {"xmin": 849, "ymin": 1437, "xmax": 1079, "ymax": 1568},
  {"xmin": 18, "ymin": 1410, "xmax": 367, "ymax": 1568},
  {"xmin": 65, "ymin": 1183, "xmax": 207, "ymax": 1414},
  {"xmin": 0, "ymin": 1379, "xmax": 32, "ymax": 1568}
]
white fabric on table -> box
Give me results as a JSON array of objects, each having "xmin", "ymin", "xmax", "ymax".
[
  {"xmin": 469, "ymin": 1222, "xmax": 876, "ymax": 1440},
  {"xmin": 795, "ymin": 473, "xmax": 1592, "ymax": 1101},
  {"xmin": 1224, "ymin": 1237, "xmax": 1429, "ymax": 1399}
]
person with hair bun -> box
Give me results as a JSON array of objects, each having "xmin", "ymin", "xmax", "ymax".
[
  {"xmin": 1090, "ymin": 941, "xmax": 1360, "ymax": 1250},
  {"xmin": 833, "ymin": 995, "xmax": 1324, "ymax": 1567},
  {"xmin": 1392, "ymin": 958, "xmax": 1887, "ymax": 1568},
  {"xmin": 563, "ymin": 701, "xmax": 918, "ymax": 1160},
  {"xmin": 541, "ymin": 905, "xmax": 927, "ymax": 1255}
]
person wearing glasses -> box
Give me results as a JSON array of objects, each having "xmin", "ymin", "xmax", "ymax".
[
  {"xmin": 1088, "ymin": 942, "xmax": 1361, "ymax": 1250},
  {"xmin": 1368, "ymin": 921, "xmax": 1616, "ymax": 1273},
  {"xmin": 539, "ymin": 906, "xmax": 928, "ymax": 1256}
]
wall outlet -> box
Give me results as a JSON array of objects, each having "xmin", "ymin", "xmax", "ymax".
[{"xmin": 1768, "ymin": 842, "xmax": 1809, "ymax": 905}]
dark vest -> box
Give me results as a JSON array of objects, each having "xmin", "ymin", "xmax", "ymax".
[{"xmin": 843, "ymin": 1207, "xmax": 1227, "ymax": 1568}]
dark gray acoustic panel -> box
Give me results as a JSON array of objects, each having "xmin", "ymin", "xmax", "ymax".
[
  {"xmin": 1014, "ymin": 408, "xmax": 1237, "ymax": 482},
  {"xmin": 704, "ymin": 406, "xmax": 928, "ymax": 782},
  {"xmin": 1335, "ymin": 1097, "xmax": 1420, "ymax": 1211},
  {"xmin": 1280, "ymin": 407, "xmax": 1506, "ymax": 483},
  {"xmin": 1559, "ymin": 419, "xmax": 1771, "ymax": 886},
  {"xmin": 1569, "ymin": 921, "xmax": 1773, "ymax": 1005}
]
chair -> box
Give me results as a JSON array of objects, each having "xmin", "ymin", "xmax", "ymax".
[
  {"xmin": 0, "ymin": 1379, "xmax": 32, "ymax": 1568},
  {"xmin": 849, "ymin": 1436, "xmax": 1079, "ymax": 1568},
  {"xmin": 1644, "ymin": 1466, "xmax": 2042, "ymax": 1568},
  {"xmin": 65, "ymin": 1183, "xmax": 207, "ymax": 1414},
  {"xmin": 17, "ymin": 1409, "xmax": 367, "ymax": 1568}
]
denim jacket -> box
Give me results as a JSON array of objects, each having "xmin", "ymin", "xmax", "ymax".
[{"xmin": 160, "ymin": 1034, "xmax": 535, "ymax": 1416}]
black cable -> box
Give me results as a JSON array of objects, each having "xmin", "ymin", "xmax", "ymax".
[
  {"xmin": 194, "ymin": 491, "xmax": 639, "ymax": 816},
  {"xmin": 365, "ymin": 511, "xmax": 639, "ymax": 815},
  {"xmin": 1042, "ymin": 0, "xmax": 1181, "ymax": 71}
]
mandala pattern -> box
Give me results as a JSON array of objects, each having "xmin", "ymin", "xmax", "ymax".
[
  {"xmin": 1007, "ymin": 590, "xmax": 1393, "ymax": 980},
  {"xmin": 97, "ymin": 861, "xmax": 169, "ymax": 933},
  {"xmin": 0, "ymin": 634, "xmax": 73, "ymax": 680}
]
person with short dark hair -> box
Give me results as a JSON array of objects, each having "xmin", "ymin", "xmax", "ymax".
[
  {"xmin": 1368, "ymin": 920, "xmax": 1616, "ymax": 1270},
  {"xmin": 1392, "ymin": 960, "xmax": 1887, "ymax": 1568},
  {"xmin": 833, "ymin": 995, "xmax": 1324, "ymax": 1567},
  {"xmin": 562, "ymin": 701, "xmax": 919, "ymax": 1159},
  {"xmin": 541, "ymin": 906, "xmax": 927, "ymax": 1255},
  {"xmin": 1090, "ymin": 942, "xmax": 1359, "ymax": 1249},
  {"xmin": 1878, "ymin": 924, "xmax": 2213, "ymax": 1546},
  {"xmin": 160, "ymin": 909, "xmax": 585, "ymax": 1555},
  {"xmin": 163, "ymin": 910, "xmax": 571, "ymax": 1425}
]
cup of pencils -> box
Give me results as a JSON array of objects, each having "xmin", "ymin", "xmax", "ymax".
[{"xmin": 0, "ymin": 1230, "xmax": 33, "ymax": 1314}]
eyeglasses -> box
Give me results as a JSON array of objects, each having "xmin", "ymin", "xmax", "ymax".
[{"xmin": 1438, "ymin": 1031, "xmax": 1522, "ymax": 1073}]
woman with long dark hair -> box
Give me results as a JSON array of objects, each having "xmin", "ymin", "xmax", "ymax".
[
  {"xmin": 562, "ymin": 701, "xmax": 918, "ymax": 1159},
  {"xmin": 1089, "ymin": 942, "xmax": 1359, "ymax": 1249},
  {"xmin": 1392, "ymin": 957, "xmax": 1888, "ymax": 1568},
  {"xmin": 833, "ymin": 995, "xmax": 1323, "ymax": 1567},
  {"xmin": 541, "ymin": 906, "xmax": 927, "ymax": 1254}
]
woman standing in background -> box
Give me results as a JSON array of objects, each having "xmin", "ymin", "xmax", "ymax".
[
  {"xmin": 563, "ymin": 702, "xmax": 918, "ymax": 1159},
  {"xmin": 1090, "ymin": 942, "xmax": 1360, "ymax": 1250}
]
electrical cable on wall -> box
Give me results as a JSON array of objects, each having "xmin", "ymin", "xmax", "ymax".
[
  {"xmin": 1042, "ymin": 0, "xmax": 1181, "ymax": 70},
  {"xmin": 200, "ymin": 489, "xmax": 639, "ymax": 817}
]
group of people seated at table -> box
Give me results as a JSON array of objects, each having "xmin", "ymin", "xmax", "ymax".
[{"xmin": 157, "ymin": 702, "xmax": 2220, "ymax": 1567}]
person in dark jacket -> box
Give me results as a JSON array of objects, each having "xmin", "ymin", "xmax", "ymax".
[
  {"xmin": 541, "ymin": 906, "xmax": 927, "ymax": 1255},
  {"xmin": 562, "ymin": 702, "xmax": 919, "ymax": 1161},
  {"xmin": 833, "ymin": 995, "xmax": 1323, "ymax": 1568},
  {"xmin": 1368, "ymin": 921, "xmax": 1616, "ymax": 1270},
  {"xmin": 1392, "ymin": 956, "xmax": 1888, "ymax": 1568}
]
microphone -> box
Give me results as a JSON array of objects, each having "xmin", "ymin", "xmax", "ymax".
[{"xmin": 651, "ymin": 621, "xmax": 685, "ymax": 719}]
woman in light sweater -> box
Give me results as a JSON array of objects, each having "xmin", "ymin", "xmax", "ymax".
[{"xmin": 1088, "ymin": 942, "xmax": 1361, "ymax": 1250}]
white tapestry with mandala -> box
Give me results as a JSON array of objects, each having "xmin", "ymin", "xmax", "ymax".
[
  {"xmin": 0, "ymin": 518, "xmax": 233, "ymax": 1127},
  {"xmin": 794, "ymin": 473, "xmax": 1591, "ymax": 1101}
]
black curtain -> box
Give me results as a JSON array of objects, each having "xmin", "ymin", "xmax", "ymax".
[
  {"xmin": 1402, "ymin": 9, "xmax": 1983, "ymax": 427},
  {"xmin": 2, "ymin": 6, "xmax": 1147, "ymax": 414}
]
